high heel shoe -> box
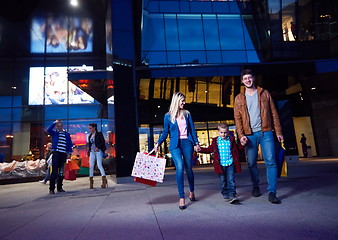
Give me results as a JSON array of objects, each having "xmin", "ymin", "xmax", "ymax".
[
  {"xmin": 179, "ymin": 198, "xmax": 186, "ymax": 210},
  {"xmin": 179, "ymin": 205, "xmax": 187, "ymax": 210},
  {"xmin": 189, "ymin": 197, "xmax": 196, "ymax": 201}
]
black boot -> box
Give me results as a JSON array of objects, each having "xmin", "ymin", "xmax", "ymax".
[{"xmin": 57, "ymin": 176, "xmax": 65, "ymax": 192}]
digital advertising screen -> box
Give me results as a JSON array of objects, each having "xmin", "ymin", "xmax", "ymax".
[
  {"xmin": 28, "ymin": 66, "xmax": 95, "ymax": 105},
  {"xmin": 31, "ymin": 16, "xmax": 93, "ymax": 53}
]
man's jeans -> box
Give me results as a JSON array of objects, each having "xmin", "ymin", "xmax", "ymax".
[
  {"xmin": 49, "ymin": 151, "xmax": 67, "ymax": 191},
  {"xmin": 219, "ymin": 164, "xmax": 236, "ymax": 197},
  {"xmin": 170, "ymin": 139, "xmax": 194, "ymax": 198},
  {"xmin": 245, "ymin": 131, "xmax": 278, "ymax": 193}
]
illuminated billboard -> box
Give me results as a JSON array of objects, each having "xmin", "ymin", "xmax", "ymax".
[
  {"xmin": 31, "ymin": 16, "xmax": 93, "ymax": 53},
  {"xmin": 28, "ymin": 66, "xmax": 95, "ymax": 105}
]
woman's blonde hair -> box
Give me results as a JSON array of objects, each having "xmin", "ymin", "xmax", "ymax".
[{"xmin": 168, "ymin": 92, "xmax": 187, "ymax": 123}]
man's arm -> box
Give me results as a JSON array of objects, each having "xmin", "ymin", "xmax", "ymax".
[{"xmin": 234, "ymin": 96, "xmax": 245, "ymax": 140}]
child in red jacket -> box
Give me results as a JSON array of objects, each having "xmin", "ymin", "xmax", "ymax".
[{"xmin": 200, "ymin": 123, "xmax": 242, "ymax": 204}]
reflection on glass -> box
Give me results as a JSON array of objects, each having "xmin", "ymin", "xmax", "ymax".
[
  {"xmin": 31, "ymin": 16, "xmax": 93, "ymax": 53},
  {"xmin": 28, "ymin": 66, "xmax": 94, "ymax": 105}
]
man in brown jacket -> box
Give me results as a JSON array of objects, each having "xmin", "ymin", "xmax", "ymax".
[{"xmin": 234, "ymin": 69, "xmax": 284, "ymax": 204}]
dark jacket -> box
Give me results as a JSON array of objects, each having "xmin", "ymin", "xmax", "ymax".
[
  {"xmin": 157, "ymin": 111, "xmax": 199, "ymax": 150},
  {"xmin": 199, "ymin": 136, "xmax": 242, "ymax": 174},
  {"xmin": 47, "ymin": 122, "xmax": 73, "ymax": 154},
  {"xmin": 234, "ymin": 86, "xmax": 282, "ymax": 139},
  {"xmin": 88, "ymin": 131, "xmax": 106, "ymax": 155}
]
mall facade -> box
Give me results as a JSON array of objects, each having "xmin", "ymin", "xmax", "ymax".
[{"xmin": 0, "ymin": 0, "xmax": 338, "ymax": 181}]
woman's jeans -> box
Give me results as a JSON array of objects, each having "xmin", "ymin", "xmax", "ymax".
[
  {"xmin": 245, "ymin": 131, "xmax": 278, "ymax": 194},
  {"xmin": 219, "ymin": 164, "xmax": 236, "ymax": 197},
  {"xmin": 89, "ymin": 151, "xmax": 106, "ymax": 177},
  {"xmin": 170, "ymin": 139, "xmax": 194, "ymax": 198}
]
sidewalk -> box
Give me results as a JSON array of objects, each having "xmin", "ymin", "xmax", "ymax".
[{"xmin": 0, "ymin": 158, "xmax": 338, "ymax": 240}]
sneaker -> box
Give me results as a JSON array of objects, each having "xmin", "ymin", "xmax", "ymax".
[
  {"xmin": 39, "ymin": 180, "xmax": 46, "ymax": 184},
  {"xmin": 229, "ymin": 195, "xmax": 239, "ymax": 204},
  {"xmin": 252, "ymin": 186, "xmax": 262, "ymax": 197},
  {"xmin": 268, "ymin": 192, "xmax": 281, "ymax": 204},
  {"xmin": 57, "ymin": 189, "xmax": 66, "ymax": 193}
]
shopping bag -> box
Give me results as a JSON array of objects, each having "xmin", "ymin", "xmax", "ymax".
[
  {"xmin": 131, "ymin": 150, "xmax": 166, "ymax": 185},
  {"xmin": 192, "ymin": 152, "xmax": 199, "ymax": 166},
  {"xmin": 64, "ymin": 164, "xmax": 76, "ymax": 180},
  {"xmin": 276, "ymin": 142, "xmax": 287, "ymax": 177},
  {"xmin": 81, "ymin": 156, "xmax": 89, "ymax": 168},
  {"xmin": 133, "ymin": 177, "xmax": 157, "ymax": 187},
  {"xmin": 67, "ymin": 160, "xmax": 80, "ymax": 171}
]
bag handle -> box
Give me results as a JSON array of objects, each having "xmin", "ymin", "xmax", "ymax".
[{"xmin": 147, "ymin": 149, "xmax": 159, "ymax": 158}]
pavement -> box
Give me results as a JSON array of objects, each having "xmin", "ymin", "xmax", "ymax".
[{"xmin": 0, "ymin": 157, "xmax": 338, "ymax": 240}]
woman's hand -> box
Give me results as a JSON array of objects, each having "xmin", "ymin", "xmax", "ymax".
[
  {"xmin": 154, "ymin": 143, "xmax": 159, "ymax": 152},
  {"xmin": 194, "ymin": 144, "xmax": 201, "ymax": 152}
]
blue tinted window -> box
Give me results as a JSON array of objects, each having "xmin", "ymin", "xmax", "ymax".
[
  {"xmin": 190, "ymin": 2, "xmax": 212, "ymax": 13},
  {"xmin": 247, "ymin": 51, "xmax": 260, "ymax": 63},
  {"xmin": 142, "ymin": 14, "xmax": 166, "ymax": 51},
  {"xmin": 159, "ymin": 1, "xmax": 180, "ymax": 12},
  {"xmin": 180, "ymin": 1, "xmax": 190, "ymax": 12},
  {"xmin": 68, "ymin": 105, "xmax": 100, "ymax": 119},
  {"xmin": 146, "ymin": 51, "xmax": 168, "ymax": 65},
  {"xmin": 222, "ymin": 51, "xmax": 247, "ymax": 63},
  {"xmin": 164, "ymin": 14, "xmax": 179, "ymax": 50},
  {"xmin": 206, "ymin": 51, "xmax": 222, "ymax": 64},
  {"xmin": 144, "ymin": 0, "xmax": 159, "ymax": 12},
  {"xmin": 178, "ymin": 14, "xmax": 204, "ymax": 51},
  {"xmin": 167, "ymin": 51, "xmax": 181, "ymax": 64},
  {"xmin": 212, "ymin": 2, "xmax": 230, "ymax": 13},
  {"xmin": 229, "ymin": 2, "xmax": 241, "ymax": 14},
  {"xmin": 0, "ymin": 109, "xmax": 11, "ymax": 122},
  {"xmin": 181, "ymin": 51, "xmax": 206, "ymax": 64},
  {"xmin": 13, "ymin": 96, "xmax": 22, "ymax": 107},
  {"xmin": 218, "ymin": 15, "xmax": 245, "ymax": 50},
  {"xmin": 203, "ymin": 15, "xmax": 220, "ymax": 50},
  {"xmin": 12, "ymin": 108, "xmax": 21, "ymax": 121},
  {"xmin": 45, "ymin": 106, "xmax": 67, "ymax": 120},
  {"xmin": 0, "ymin": 97, "xmax": 11, "ymax": 107}
]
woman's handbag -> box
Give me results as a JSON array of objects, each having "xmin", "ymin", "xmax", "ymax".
[{"xmin": 131, "ymin": 149, "xmax": 166, "ymax": 186}]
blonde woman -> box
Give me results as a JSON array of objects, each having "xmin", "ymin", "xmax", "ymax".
[{"xmin": 155, "ymin": 92, "xmax": 200, "ymax": 210}]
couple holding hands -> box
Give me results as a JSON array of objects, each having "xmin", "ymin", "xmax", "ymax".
[{"xmin": 154, "ymin": 69, "xmax": 284, "ymax": 210}]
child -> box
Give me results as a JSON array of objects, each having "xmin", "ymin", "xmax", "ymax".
[{"xmin": 199, "ymin": 123, "xmax": 242, "ymax": 204}]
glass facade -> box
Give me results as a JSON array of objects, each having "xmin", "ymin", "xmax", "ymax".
[
  {"xmin": 142, "ymin": 0, "xmax": 260, "ymax": 66},
  {"xmin": 0, "ymin": 1, "xmax": 116, "ymax": 180}
]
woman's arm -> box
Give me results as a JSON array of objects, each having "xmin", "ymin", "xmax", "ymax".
[{"xmin": 156, "ymin": 115, "xmax": 170, "ymax": 146}]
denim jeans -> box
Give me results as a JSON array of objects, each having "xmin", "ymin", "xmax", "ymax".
[
  {"xmin": 89, "ymin": 151, "xmax": 106, "ymax": 177},
  {"xmin": 245, "ymin": 131, "xmax": 278, "ymax": 193},
  {"xmin": 49, "ymin": 151, "xmax": 67, "ymax": 191},
  {"xmin": 170, "ymin": 139, "xmax": 194, "ymax": 198},
  {"xmin": 219, "ymin": 164, "xmax": 236, "ymax": 197}
]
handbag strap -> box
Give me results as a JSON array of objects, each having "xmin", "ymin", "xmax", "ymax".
[{"xmin": 147, "ymin": 149, "xmax": 159, "ymax": 158}]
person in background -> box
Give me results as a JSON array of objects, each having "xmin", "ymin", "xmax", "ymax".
[
  {"xmin": 234, "ymin": 69, "xmax": 284, "ymax": 204},
  {"xmin": 39, "ymin": 142, "xmax": 52, "ymax": 184},
  {"xmin": 155, "ymin": 92, "xmax": 200, "ymax": 210},
  {"xmin": 199, "ymin": 123, "xmax": 242, "ymax": 204},
  {"xmin": 300, "ymin": 133, "xmax": 308, "ymax": 158},
  {"xmin": 88, "ymin": 123, "xmax": 107, "ymax": 189},
  {"xmin": 47, "ymin": 120, "xmax": 73, "ymax": 194}
]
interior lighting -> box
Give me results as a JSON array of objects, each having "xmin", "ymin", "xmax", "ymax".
[
  {"xmin": 311, "ymin": 87, "xmax": 316, "ymax": 90},
  {"xmin": 5, "ymin": 135, "xmax": 14, "ymax": 139},
  {"xmin": 70, "ymin": 0, "xmax": 78, "ymax": 7}
]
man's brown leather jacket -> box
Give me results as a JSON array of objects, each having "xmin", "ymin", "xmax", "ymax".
[{"xmin": 234, "ymin": 86, "xmax": 282, "ymax": 139}]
